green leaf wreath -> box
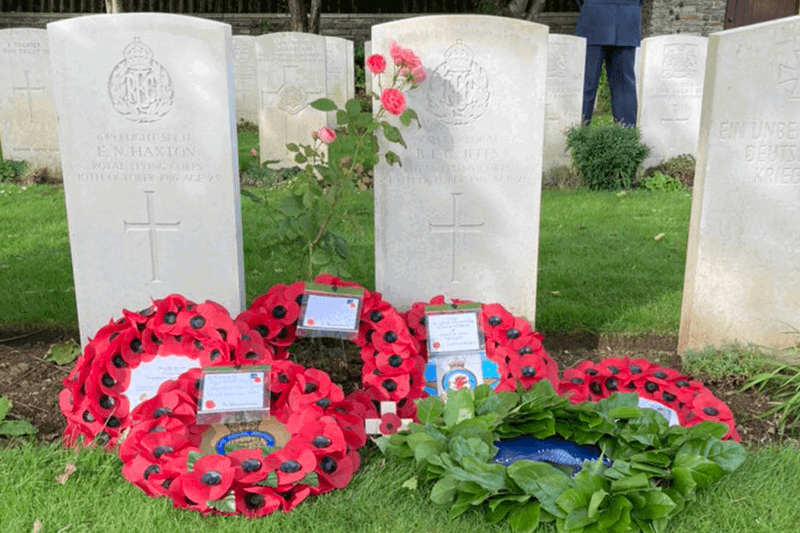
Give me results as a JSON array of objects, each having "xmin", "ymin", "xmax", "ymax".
[{"xmin": 382, "ymin": 381, "xmax": 746, "ymax": 533}]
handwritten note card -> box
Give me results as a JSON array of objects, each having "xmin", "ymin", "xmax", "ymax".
[
  {"xmin": 426, "ymin": 311, "xmax": 481, "ymax": 355},
  {"xmin": 197, "ymin": 366, "xmax": 270, "ymax": 424},
  {"xmin": 301, "ymin": 294, "xmax": 360, "ymax": 331}
]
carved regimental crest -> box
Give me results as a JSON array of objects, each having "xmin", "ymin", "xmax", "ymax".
[
  {"xmin": 108, "ymin": 38, "xmax": 174, "ymax": 123},
  {"xmin": 427, "ymin": 40, "xmax": 490, "ymax": 126},
  {"xmin": 276, "ymin": 83, "xmax": 308, "ymax": 115},
  {"xmin": 661, "ymin": 44, "xmax": 701, "ymax": 79}
]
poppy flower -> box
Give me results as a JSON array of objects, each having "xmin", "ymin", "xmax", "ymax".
[
  {"xmin": 690, "ymin": 392, "xmax": 735, "ymax": 423},
  {"xmin": 402, "ymin": 301, "xmax": 430, "ymax": 343},
  {"xmin": 364, "ymin": 371, "xmax": 412, "ymax": 402},
  {"xmin": 281, "ymin": 485, "xmax": 313, "ymax": 511},
  {"xmin": 183, "ymin": 455, "xmax": 235, "ymax": 503},
  {"xmin": 481, "ymin": 303, "xmax": 515, "ymax": 342},
  {"xmin": 119, "ymin": 417, "xmax": 187, "ymax": 463},
  {"xmin": 265, "ymin": 445, "xmax": 318, "ymax": 486},
  {"xmin": 316, "ymin": 451, "xmax": 358, "ymax": 490},
  {"xmin": 122, "ymin": 454, "xmax": 171, "ymax": 497},
  {"xmin": 312, "ymin": 274, "xmax": 361, "ymax": 289},
  {"xmin": 271, "ymin": 359, "xmax": 304, "ymax": 397},
  {"xmin": 167, "ymin": 473, "xmax": 211, "ymax": 513},
  {"xmin": 235, "ymin": 309, "xmax": 282, "ymax": 343},
  {"xmin": 131, "ymin": 389, "xmax": 196, "ymax": 425},
  {"xmin": 235, "ymin": 485, "xmax": 284, "ymax": 517},
  {"xmin": 251, "ymin": 285, "xmax": 300, "ymax": 327},
  {"xmin": 228, "ymin": 448, "xmax": 270, "ymax": 484},
  {"xmin": 372, "ymin": 314, "xmax": 415, "ymax": 354},
  {"xmin": 379, "ymin": 412, "xmax": 402, "ymax": 435},
  {"xmin": 288, "ymin": 368, "xmax": 345, "ymax": 411},
  {"xmin": 293, "ymin": 415, "xmax": 348, "ymax": 457}
]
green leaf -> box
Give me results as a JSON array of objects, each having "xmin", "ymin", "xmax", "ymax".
[
  {"xmin": 310, "ymin": 98, "xmax": 338, "ymax": 111},
  {"xmin": 406, "ymin": 432, "xmax": 446, "ymax": 463},
  {"xmin": 385, "ymin": 151, "xmax": 401, "ymax": 167},
  {"xmin": 336, "ymin": 110, "xmax": 347, "ymax": 125},
  {"xmin": 255, "ymin": 471, "xmax": 279, "ymax": 488},
  {"xmin": 207, "ymin": 491, "xmax": 236, "ymax": 513},
  {"xmin": 587, "ymin": 490, "xmax": 607, "ymax": 519},
  {"xmin": 443, "ymin": 388, "xmax": 474, "ymax": 427},
  {"xmin": 449, "ymin": 436, "xmax": 494, "ymax": 464},
  {"xmin": 508, "ymin": 501, "xmax": 541, "ymax": 533},
  {"xmin": 333, "ymin": 236, "xmax": 348, "ymax": 259},
  {"xmin": 415, "ymin": 396, "xmax": 444, "ymax": 424},
  {"xmin": 401, "ymin": 478, "xmax": 418, "ymax": 490},
  {"xmin": 45, "ymin": 339, "xmax": 81, "ymax": 365},
  {"xmin": 610, "ymin": 473, "xmax": 650, "ymax": 493},
  {"xmin": 295, "ymin": 152, "xmax": 308, "ymax": 164},
  {"xmin": 299, "ymin": 471, "xmax": 319, "ymax": 487},
  {"xmin": 0, "ymin": 419, "xmax": 37, "ymax": 436},
  {"xmin": 277, "ymin": 194, "xmax": 304, "ymax": 217},
  {"xmin": 597, "ymin": 495, "xmax": 632, "ymax": 531},
  {"xmin": 563, "ymin": 508, "xmax": 593, "ymax": 531},
  {"xmin": 345, "ymin": 99, "xmax": 362, "ymax": 117},
  {"xmin": 186, "ymin": 451, "xmax": 203, "ymax": 473},
  {"xmin": 708, "ymin": 440, "xmax": 747, "ymax": 472},
  {"xmin": 311, "ymin": 249, "xmax": 332, "ymax": 266},
  {"xmin": 0, "ymin": 396, "xmax": 10, "ymax": 421},
  {"xmin": 399, "ymin": 108, "xmax": 420, "ymax": 127},
  {"xmin": 430, "ymin": 476, "xmax": 458, "ymax": 505},
  {"xmin": 381, "ymin": 121, "xmax": 407, "ymax": 148},
  {"xmin": 639, "ymin": 490, "xmax": 676, "ymax": 520},
  {"xmin": 286, "ymin": 142, "xmax": 299, "ymax": 152},
  {"xmin": 507, "ymin": 461, "xmax": 571, "ymax": 518}
]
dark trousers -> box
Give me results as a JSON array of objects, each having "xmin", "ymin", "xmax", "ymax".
[{"xmin": 582, "ymin": 45, "xmax": 638, "ymax": 127}]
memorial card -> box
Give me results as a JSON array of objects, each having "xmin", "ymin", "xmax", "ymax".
[
  {"xmin": 296, "ymin": 283, "xmax": 363, "ymax": 339},
  {"xmin": 425, "ymin": 304, "xmax": 483, "ymax": 356},
  {"xmin": 196, "ymin": 365, "xmax": 270, "ymax": 425}
]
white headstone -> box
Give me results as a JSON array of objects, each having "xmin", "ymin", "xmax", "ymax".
[
  {"xmin": 232, "ymin": 35, "xmax": 259, "ymax": 125},
  {"xmin": 679, "ymin": 15, "xmax": 800, "ymax": 352},
  {"xmin": 373, "ymin": 15, "xmax": 547, "ymax": 321},
  {"xmin": 0, "ymin": 28, "xmax": 60, "ymax": 172},
  {"xmin": 544, "ymin": 34, "xmax": 585, "ymax": 175},
  {"xmin": 48, "ymin": 14, "xmax": 245, "ymax": 346},
  {"xmin": 638, "ymin": 35, "xmax": 708, "ymax": 169},
  {"xmin": 256, "ymin": 32, "xmax": 327, "ymax": 167},
  {"xmin": 364, "ymin": 40, "xmax": 373, "ymax": 95},
  {"xmin": 325, "ymin": 36, "xmax": 354, "ymax": 127}
]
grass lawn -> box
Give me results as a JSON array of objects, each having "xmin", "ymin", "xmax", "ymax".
[{"xmin": 0, "ymin": 183, "xmax": 690, "ymax": 337}]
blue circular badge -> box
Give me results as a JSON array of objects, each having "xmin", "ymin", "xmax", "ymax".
[
  {"xmin": 441, "ymin": 369, "xmax": 477, "ymax": 392},
  {"xmin": 216, "ymin": 431, "xmax": 276, "ymax": 455}
]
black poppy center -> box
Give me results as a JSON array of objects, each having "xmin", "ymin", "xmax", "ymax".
[
  {"xmin": 272, "ymin": 306, "xmax": 287, "ymax": 319},
  {"xmin": 605, "ymin": 377, "xmax": 618, "ymax": 391},
  {"xmin": 99, "ymin": 395, "xmax": 114, "ymax": 410},
  {"xmin": 101, "ymin": 373, "xmax": 115, "ymax": 388},
  {"xmin": 608, "ymin": 366, "xmax": 619, "ymax": 374},
  {"xmin": 313, "ymin": 436, "xmax": 332, "ymax": 448},
  {"xmin": 520, "ymin": 366, "xmax": 536, "ymax": 378},
  {"xmin": 382, "ymin": 379, "xmax": 397, "ymax": 392},
  {"xmin": 153, "ymin": 407, "xmax": 171, "ymax": 418},
  {"xmin": 245, "ymin": 492, "xmax": 265, "ymax": 509},
  {"xmin": 662, "ymin": 391, "xmax": 676, "ymax": 403},
  {"xmin": 644, "ymin": 381, "xmax": 659, "ymax": 393},
  {"xmin": 82, "ymin": 410, "xmax": 95, "ymax": 423},
  {"xmin": 163, "ymin": 312, "xmax": 177, "ymax": 325},
  {"xmin": 589, "ymin": 382, "xmax": 603, "ymax": 395},
  {"xmin": 388, "ymin": 355, "xmax": 402, "ymax": 368},
  {"xmin": 320, "ymin": 456, "xmax": 337, "ymax": 473},
  {"xmin": 112, "ymin": 353, "xmax": 127, "ymax": 368},
  {"xmin": 505, "ymin": 328, "xmax": 521, "ymax": 339},
  {"xmin": 629, "ymin": 365, "xmax": 642, "ymax": 374},
  {"xmin": 143, "ymin": 464, "xmax": 160, "ymax": 480},
  {"xmin": 488, "ymin": 316, "xmax": 502, "ymax": 326},
  {"xmin": 130, "ymin": 338, "xmax": 142, "ymax": 353},
  {"xmin": 190, "ymin": 316, "xmax": 205, "ymax": 329},
  {"xmin": 106, "ymin": 416, "xmax": 120, "ymax": 428},
  {"xmin": 370, "ymin": 311, "xmax": 383, "ymax": 322},
  {"xmin": 201, "ymin": 471, "xmax": 222, "ymax": 485},
  {"xmin": 256, "ymin": 325, "xmax": 269, "ymax": 337},
  {"xmin": 279, "ymin": 460, "xmax": 301, "ymax": 473},
  {"xmin": 653, "ymin": 370, "xmax": 668, "ymax": 379},
  {"xmin": 316, "ymin": 398, "xmax": 331, "ymax": 409},
  {"xmin": 153, "ymin": 445, "xmax": 173, "ymax": 458},
  {"xmin": 241, "ymin": 458, "xmax": 262, "ymax": 473},
  {"xmin": 703, "ymin": 406, "xmax": 719, "ymax": 416},
  {"xmin": 304, "ymin": 382, "xmax": 317, "ymax": 394},
  {"xmin": 586, "ymin": 369, "xmax": 598, "ymax": 376},
  {"xmin": 245, "ymin": 351, "xmax": 259, "ymax": 360},
  {"xmin": 570, "ymin": 377, "xmax": 585, "ymax": 385},
  {"xmin": 519, "ymin": 346, "xmax": 532, "ymax": 355},
  {"xmin": 209, "ymin": 349, "xmax": 221, "ymax": 362},
  {"xmin": 383, "ymin": 331, "xmax": 398, "ymax": 343}
]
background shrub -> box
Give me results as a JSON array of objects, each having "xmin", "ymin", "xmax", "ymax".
[
  {"xmin": 566, "ymin": 123, "xmax": 649, "ymax": 190},
  {"xmin": 638, "ymin": 171, "xmax": 684, "ymax": 191}
]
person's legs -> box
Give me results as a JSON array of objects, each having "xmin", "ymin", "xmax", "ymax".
[
  {"xmin": 605, "ymin": 46, "xmax": 638, "ymax": 127},
  {"xmin": 581, "ymin": 45, "xmax": 605, "ymax": 125}
]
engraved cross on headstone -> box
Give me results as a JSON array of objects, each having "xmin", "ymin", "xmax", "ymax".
[
  {"xmin": 13, "ymin": 70, "xmax": 45, "ymax": 123},
  {"xmin": 778, "ymin": 50, "xmax": 800, "ymax": 99},
  {"xmin": 429, "ymin": 192, "xmax": 485, "ymax": 284},
  {"xmin": 124, "ymin": 190, "xmax": 181, "ymax": 283},
  {"xmin": 661, "ymin": 102, "xmax": 690, "ymax": 125}
]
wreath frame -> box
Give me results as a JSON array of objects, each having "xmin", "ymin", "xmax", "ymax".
[{"xmin": 384, "ymin": 380, "xmax": 746, "ymax": 533}]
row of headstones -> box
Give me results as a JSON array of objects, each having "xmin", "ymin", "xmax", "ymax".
[
  {"xmin": 3, "ymin": 13, "xmax": 798, "ymax": 357},
  {"xmin": 2, "ymin": 26, "xmax": 707, "ymax": 177}
]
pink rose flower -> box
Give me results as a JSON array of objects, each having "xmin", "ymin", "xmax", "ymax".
[
  {"xmin": 366, "ymin": 54, "xmax": 387, "ymax": 74},
  {"xmin": 389, "ymin": 41, "xmax": 422, "ymax": 69},
  {"xmin": 400, "ymin": 66, "xmax": 427, "ymax": 84},
  {"xmin": 249, "ymin": 148, "xmax": 258, "ymax": 157},
  {"xmin": 316, "ymin": 126, "xmax": 337, "ymax": 144},
  {"xmin": 380, "ymin": 88, "xmax": 406, "ymax": 116}
]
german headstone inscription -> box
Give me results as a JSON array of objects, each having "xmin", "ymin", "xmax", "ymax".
[
  {"xmin": 256, "ymin": 32, "xmax": 327, "ymax": 167},
  {"xmin": 679, "ymin": 16, "xmax": 800, "ymax": 352},
  {"xmin": 232, "ymin": 35, "xmax": 259, "ymax": 125},
  {"xmin": 372, "ymin": 16, "xmax": 548, "ymax": 321},
  {"xmin": 543, "ymin": 34, "xmax": 585, "ymax": 176},
  {"xmin": 48, "ymin": 14, "xmax": 245, "ymax": 346},
  {"xmin": 0, "ymin": 28, "xmax": 60, "ymax": 172},
  {"xmin": 638, "ymin": 35, "xmax": 708, "ymax": 168}
]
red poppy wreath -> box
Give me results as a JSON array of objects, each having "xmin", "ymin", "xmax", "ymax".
[
  {"xmin": 59, "ymin": 294, "xmax": 269, "ymax": 448},
  {"xmin": 558, "ymin": 357, "xmax": 741, "ymax": 441},
  {"xmin": 402, "ymin": 295, "xmax": 559, "ymax": 393}
]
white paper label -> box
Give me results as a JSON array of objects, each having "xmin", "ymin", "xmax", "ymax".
[
  {"xmin": 301, "ymin": 293, "xmax": 360, "ymax": 331},
  {"xmin": 199, "ymin": 370, "xmax": 267, "ymax": 413},
  {"xmin": 638, "ymin": 397, "xmax": 680, "ymax": 426},
  {"xmin": 125, "ymin": 355, "xmax": 201, "ymax": 409},
  {"xmin": 427, "ymin": 312, "xmax": 481, "ymax": 354}
]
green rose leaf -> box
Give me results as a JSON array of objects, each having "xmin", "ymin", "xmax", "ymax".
[
  {"xmin": 399, "ymin": 108, "xmax": 420, "ymax": 127},
  {"xmin": 310, "ymin": 98, "xmax": 338, "ymax": 111},
  {"xmin": 345, "ymin": 99, "xmax": 362, "ymax": 117},
  {"xmin": 385, "ymin": 151, "xmax": 401, "ymax": 167},
  {"xmin": 294, "ymin": 152, "xmax": 307, "ymax": 164},
  {"xmin": 311, "ymin": 248, "xmax": 332, "ymax": 266},
  {"xmin": 381, "ymin": 121, "xmax": 407, "ymax": 148},
  {"xmin": 277, "ymin": 194, "xmax": 304, "ymax": 217},
  {"xmin": 286, "ymin": 142, "xmax": 299, "ymax": 152}
]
